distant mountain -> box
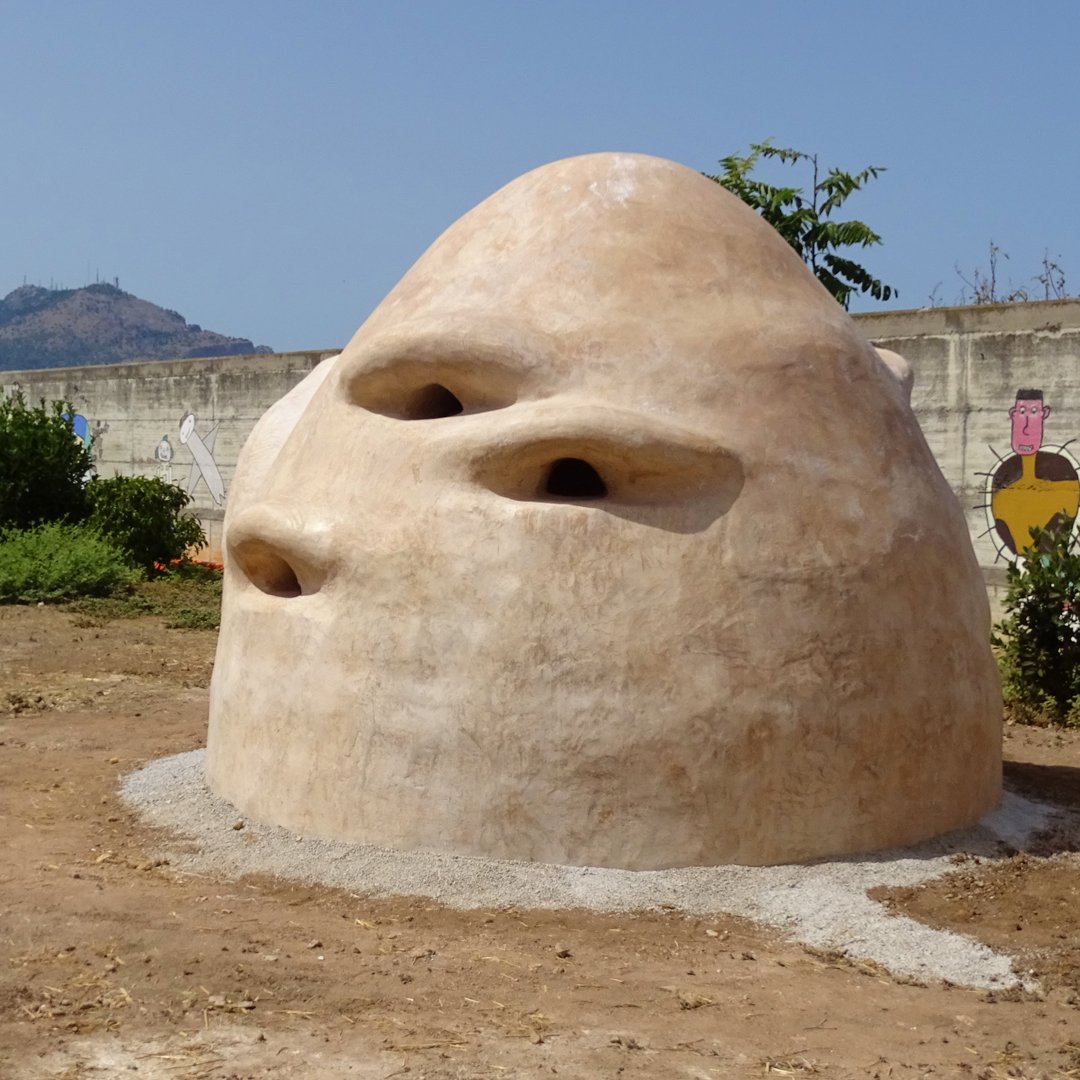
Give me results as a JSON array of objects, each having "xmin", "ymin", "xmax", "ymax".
[{"xmin": 0, "ymin": 284, "xmax": 272, "ymax": 371}]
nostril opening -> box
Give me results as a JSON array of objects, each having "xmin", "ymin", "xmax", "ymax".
[
  {"xmin": 543, "ymin": 457, "xmax": 608, "ymax": 499},
  {"xmin": 231, "ymin": 541, "xmax": 303, "ymax": 598},
  {"xmin": 405, "ymin": 383, "xmax": 464, "ymax": 420}
]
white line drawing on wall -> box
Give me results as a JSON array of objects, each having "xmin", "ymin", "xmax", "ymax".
[
  {"xmin": 154, "ymin": 433, "xmax": 174, "ymax": 483},
  {"xmin": 179, "ymin": 411, "xmax": 226, "ymax": 505}
]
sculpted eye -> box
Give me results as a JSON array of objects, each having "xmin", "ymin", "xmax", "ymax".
[
  {"xmin": 398, "ymin": 383, "xmax": 465, "ymax": 420},
  {"xmin": 544, "ymin": 458, "xmax": 608, "ymax": 499},
  {"xmin": 345, "ymin": 356, "xmax": 518, "ymax": 421}
]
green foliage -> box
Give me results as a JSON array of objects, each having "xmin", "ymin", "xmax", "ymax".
[
  {"xmin": 704, "ymin": 142, "xmax": 896, "ymax": 309},
  {"xmin": 992, "ymin": 518, "xmax": 1080, "ymax": 727},
  {"xmin": 68, "ymin": 561, "xmax": 222, "ymax": 628},
  {"xmin": 86, "ymin": 475, "xmax": 206, "ymax": 575},
  {"xmin": 0, "ymin": 391, "xmax": 91, "ymax": 529},
  {"xmin": 0, "ymin": 522, "xmax": 140, "ymax": 603},
  {"xmin": 0, "ymin": 397, "xmax": 207, "ymax": 597}
]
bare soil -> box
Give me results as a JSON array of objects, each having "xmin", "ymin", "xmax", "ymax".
[{"xmin": 2, "ymin": 604, "xmax": 1080, "ymax": 1079}]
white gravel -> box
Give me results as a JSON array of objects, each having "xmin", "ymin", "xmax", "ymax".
[{"xmin": 122, "ymin": 750, "xmax": 1078, "ymax": 991}]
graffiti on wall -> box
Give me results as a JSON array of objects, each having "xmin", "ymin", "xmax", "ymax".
[
  {"xmin": 5, "ymin": 386, "xmax": 225, "ymax": 507},
  {"xmin": 62, "ymin": 411, "xmax": 109, "ymax": 475},
  {"xmin": 154, "ymin": 434, "xmax": 174, "ymax": 482},
  {"xmin": 979, "ymin": 388, "xmax": 1080, "ymax": 559},
  {"xmin": 89, "ymin": 419, "xmax": 109, "ymax": 468},
  {"xmin": 178, "ymin": 411, "xmax": 226, "ymax": 505},
  {"xmin": 69, "ymin": 413, "xmax": 90, "ymax": 450}
]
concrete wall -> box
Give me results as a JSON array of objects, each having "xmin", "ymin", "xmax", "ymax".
[
  {"xmin": 858, "ymin": 299, "xmax": 1080, "ymax": 611},
  {"xmin": 2, "ymin": 350, "xmax": 337, "ymax": 560},
  {"xmin": 4, "ymin": 298, "xmax": 1080, "ymax": 591}
]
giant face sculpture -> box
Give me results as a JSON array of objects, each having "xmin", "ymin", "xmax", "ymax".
[{"xmin": 206, "ymin": 154, "xmax": 1001, "ymax": 869}]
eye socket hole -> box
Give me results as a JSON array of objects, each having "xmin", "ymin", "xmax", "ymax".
[
  {"xmin": 402, "ymin": 383, "xmax": 464, "ymax": 420},
  {"xmin": 543, "ymin": 458, "xmax": 608, "ymax": 500}
]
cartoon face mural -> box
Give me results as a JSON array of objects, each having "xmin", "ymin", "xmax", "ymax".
[
  {"xmin": 154, "ymin": 433, "xmax": 174, "ymax": 482},
  {"xmin": 983, "ymin": 389, "xmax": 1079, "ymax": 557},
  {"xmin": 1009, "ymin": 389, "xmax": 1050, "ymax": 456},
  {"xmin": 206, "ymin": 153, "xmax": 1000, "ymax": 870}
]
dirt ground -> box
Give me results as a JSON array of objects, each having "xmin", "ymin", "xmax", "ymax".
[{"xmin": 2, "ymin": 605, "xmax": 1080, "ymax": 1080}]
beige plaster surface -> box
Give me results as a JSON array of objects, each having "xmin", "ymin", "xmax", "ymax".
[{"xmin": 205, "ymin": 153, "xmax": 1001, "ymax": 869}]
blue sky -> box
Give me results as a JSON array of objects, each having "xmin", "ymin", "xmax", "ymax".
[{"xmin": 2, "ymin": 1, "xmax": 1077, "ymax": 351}]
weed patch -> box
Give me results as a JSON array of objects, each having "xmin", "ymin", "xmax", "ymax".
[{"xmin": 68, "ymin": 564, "xmax": 222, "ymax": 629}]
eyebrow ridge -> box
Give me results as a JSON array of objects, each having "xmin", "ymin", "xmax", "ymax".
[{"xmin": 346, "ymin": 324, "xmax": 557, "ymax": 377}]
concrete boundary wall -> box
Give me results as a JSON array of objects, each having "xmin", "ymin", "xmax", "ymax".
[
  {"xmin": 2, "ymin": 350, "xmax": 337, "ymax": 560},
  {"xmin": 859, "ymin": 300, "xmax": 1080, "ymax": 609},
  {"xmin": 5, "ymin": 299, "xmax": 1080, "ymax": 598}
]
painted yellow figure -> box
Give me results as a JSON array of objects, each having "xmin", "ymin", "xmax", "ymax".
[{"xmin": 990, "ymin": 389, "xmax": 1079, "ymax": 555}]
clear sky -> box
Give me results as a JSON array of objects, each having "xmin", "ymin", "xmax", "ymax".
[{"xmin": 2, "ymin": 1, "xmax": 1077, "ymax": 352}]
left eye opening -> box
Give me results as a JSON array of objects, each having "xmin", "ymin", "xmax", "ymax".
[
  {"xmin": 345, "ymin": 357, "xmax": 518, "ymax": 420},
  {"xmin": 348, "ymin": 369, "xmax": 472, "ymax": 420},
  {"xmin": 402, "ymin": 383, "xmax": 465, "ymax": 420}
]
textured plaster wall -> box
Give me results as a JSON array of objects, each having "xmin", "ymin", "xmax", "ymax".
[{"xmin": 5, "ymin": 299, "xmax": 1080, "ymax": 579}]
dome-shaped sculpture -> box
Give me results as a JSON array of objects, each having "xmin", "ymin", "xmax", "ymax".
[{"xmin": 205, "ymin": 153, "xmax": 1001, "ymax": 869}]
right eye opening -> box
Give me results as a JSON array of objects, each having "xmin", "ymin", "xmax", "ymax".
[
  {"xmin": 473, "ymin": 430, "xmax": 743, "ymax": 514},
  {"xmin": 543, "ymin": 457, "xmax": 608, "ymax": 499}
]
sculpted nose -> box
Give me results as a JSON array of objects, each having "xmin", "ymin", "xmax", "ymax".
[
  {"xmin": 465, "ymin": 403, "xmax": 743, "ymax": 510},
  {"xmin": 226, "ymin": 504, "xmax": 333, "ymax": 598}
]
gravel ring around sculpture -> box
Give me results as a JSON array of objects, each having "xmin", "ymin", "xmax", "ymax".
[{"xmin": 122, "ymin": 751, "xmax": 1078, "ymax": 991}]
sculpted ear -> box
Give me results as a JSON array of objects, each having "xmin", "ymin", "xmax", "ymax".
[{"xmin": 874, "ymin": 347, "xmax": 913, "ymax": 405}]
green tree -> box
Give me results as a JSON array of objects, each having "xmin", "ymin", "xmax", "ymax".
[
  {"xmin": 86, "ymin": 475, "xmax": 206, "ymax": 576},
  {"xmin": 993, "ymin": 517, "xmax": 1080, "ymax": 726},
  {"xmin": 705, "ymin": 142, "xmax": 896, "ymax": 309},
  {"xmin": 0, "ymin": 391, "xmax": 91, "ymax": 529}
]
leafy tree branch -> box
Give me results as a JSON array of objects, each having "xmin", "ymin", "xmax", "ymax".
[{"xmin": 704, "ymin": 141, "xmax": 896, "ymax": 310}]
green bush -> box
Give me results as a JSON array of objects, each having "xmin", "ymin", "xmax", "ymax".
[
  {"xmin": 0, "ymin": 392, "xmax": 91, "ymax": 529},
  {"xmin": 992, "ymin": 517, "xmax": 1080, "ymax": 727},
  {"xmin": 0, "ymin": 523, "xmax": 140, "ymax": 603},
  {"xmin": 0, "ymin": 399, "xmax": 212, "ymax": 607},
  {"xmin": 86, "ymin": 475, "xmax": 206, "ymax": 575}
]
